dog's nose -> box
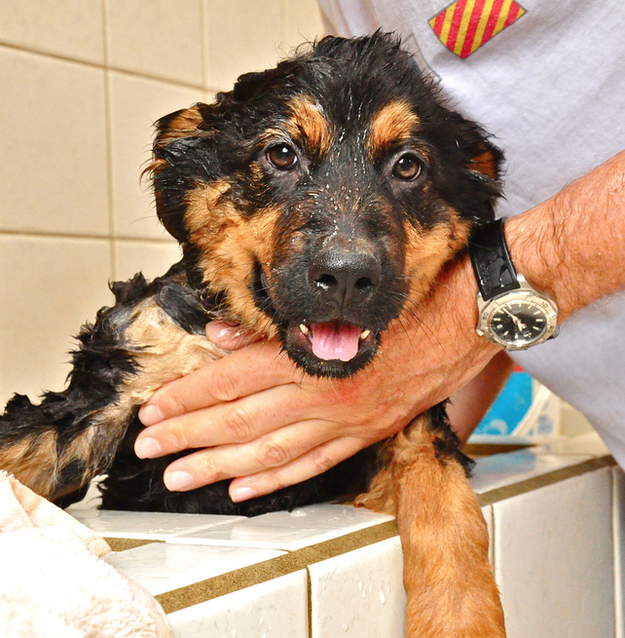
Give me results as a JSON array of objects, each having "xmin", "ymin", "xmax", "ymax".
[{"xmin": 309, "ymin": 249, "xmax": 381, "ymax": 308}]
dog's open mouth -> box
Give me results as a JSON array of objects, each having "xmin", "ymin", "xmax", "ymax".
[{"xmin": 288, "ymin": 320, "xmax": 377, "ymax": 363}]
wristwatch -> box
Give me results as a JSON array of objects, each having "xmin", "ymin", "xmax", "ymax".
[{"xmin": 469, "ymin": 218, "xmax": 559, "ymax": 350}]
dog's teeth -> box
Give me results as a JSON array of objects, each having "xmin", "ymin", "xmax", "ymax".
[
  {"xmin": 300, "ymin": 324, "xmax": 309, "ymax": 335},
  {"xmin": 360, "ymin": 329, "xmax": 371, "ymax": 340}
]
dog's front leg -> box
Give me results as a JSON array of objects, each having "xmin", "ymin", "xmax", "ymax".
[{"xmin": 356, "ymin": 413, "xmax": 506, "ymax": 638}]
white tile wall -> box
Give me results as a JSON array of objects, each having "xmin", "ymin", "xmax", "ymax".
[
  {"xmin": 168, "ymin": 570, "xmax": 309, "ymax": 638},
  {"xmin": 0, "ymin": 235, "xmax": 113, "ymax": 405},
  {"xmin": 0, "ymin": 0, "xmax": 105, "ymax": 64},
  {"xmin": 113, "ymin": 239, "xmax": 182, "ymax": 282},
  {"xmin": 171, "ymin": 503, "xmax": 394, "ymax": 550},
  {"xmin": 105, "ymin": 0, "xmax": 205, "ymax": 86},
  {"xmin": 0, "ymin": 0, "xmax": 325, "ymax": 405},
  {"xmin": 65, "ymin": 451, "xmax": 620, "ymax": 637},
  {"xmin": 493, "ymin": 466, "xmax": 615, "ymax": 638},
  {"xmin": 104, "ymin": 542, "xmax": 285, "ymax": 596},
  {"xmin": 0, "ymin": 47, "xmax": 109, "ymax": 236},
  {"xmin": 308, "ymin": 536, "xmax": 405, "ymax": 637},
  {"xmin": 204, "ymin": 0, "xmax": 284, "ymax": 90},
  {"xmin": 71, "ymin": 508, "xmax": 244, "ymax": 541},
  {"xmin": 613, "ymin": 467, "xmax": 625, "ymax": 638}
]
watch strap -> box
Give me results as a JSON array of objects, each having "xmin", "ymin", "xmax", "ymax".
[{"xmin": 469, "ymin": 218, "xmax": 519, "ymax": 301}]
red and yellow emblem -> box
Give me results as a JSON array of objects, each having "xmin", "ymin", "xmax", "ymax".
[{"xmin": 429, "ymin": 0, "xmax": 526, "ymax": 59}]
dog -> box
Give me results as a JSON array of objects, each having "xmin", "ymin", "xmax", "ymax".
[{"xmin": 0, "ymin": 33, "xmax": 506, "ymax": 636}]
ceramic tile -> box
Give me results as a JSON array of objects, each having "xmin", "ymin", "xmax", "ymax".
[
  {"xmin": 0, "ymin": 47, "xmax": 109, "ymax": 236},
  {"xmin": 113, "ymin": 239, "xmax": 182, "ymax": 282},
  {"xmin": 0, "ymin": 235, "xmax": 113, "ymax": 406},
  {"xmin": 172, "ymin": 503, "xmax": 394, "ymax": 550},
  {"xmin": 108, "ymin": 72, "xmax": 203, "ymax": 240},
  {"xmin": 105, "ymin": 0, "xmax": 204, "ymax": 86},
  {"xmin": 168, "ymin": 570, "xmax": 308, "ymax": 638},
  {"xmin": 470, "ymin": 449, "xmax": 592, "ymax": 495},
  {"xmin": 493, "ymin": 467, "xmax": 614, "ymax": 638},
  {"xmin": 105, "ymin": 542, "xmax": 284, "ymax": 596},
  {"xmin": 70, "ymin": 509, "xmax": 243, "ymax": 540},
  {"xmin": 534, "ymin": 431, "xmax": 610, "ymax": 457},
  {"xmin": 482, "ymin": 505, "xmax": 494, "ymax": 566},
  {"xmin": 0, "ymin": 0, "xmax": 105, "ymax": 64},
  {"xmin": 204, "ymin": 0, "xmax": 283, "ymax": 91},
  {"xmin": 614, "ymin": 467, "xmax": 625, "ymax": 638},
  {"xmin": 308, "ymin": 536, "xmax": 405, "ymax": 637},
  {"xmin": 283, "ymin": 0, "xmax": 326, "ymax": 49}
]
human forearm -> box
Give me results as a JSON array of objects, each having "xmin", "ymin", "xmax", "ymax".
[{"xmin": 506, "ymin": 150, "xmax": 625, "ymax": 322}]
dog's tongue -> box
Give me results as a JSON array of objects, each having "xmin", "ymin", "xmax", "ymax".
[{"xmin": 310, "ymin": 321, "xmax": 361, "ymax": 362}]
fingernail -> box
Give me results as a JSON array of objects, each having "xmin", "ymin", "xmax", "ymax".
[
  {"xmin": 139, "ymin": 403, "xmax": 164, "ymax": 426},
  {"xmin": 230, "ymin": 485, "xmax": 257, "ymax": 503},
  {"xmin": 134, "ymin": 437, "xmax": 163, "ymax": 459},
  {"xmin": 205, "ymin": 321, "xmax": 238, "ymax": 343},
  {"xmin": 164, "ymin": 471, "xmax": 195, "ymax": 491}
]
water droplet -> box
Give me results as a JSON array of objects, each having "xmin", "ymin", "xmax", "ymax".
[{"xmin": 380, "ymin": 590, "xmax": 386, "ymax": 604}]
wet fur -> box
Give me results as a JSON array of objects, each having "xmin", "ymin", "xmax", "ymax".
[{"xmin": 0, "ymin": 33, "xmax": 506, "ymax": 635}]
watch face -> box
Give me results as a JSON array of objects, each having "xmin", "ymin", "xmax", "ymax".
[
  {"xmin": 489, "ymin": 300, "xmax": 550, "ymax": 345},
  {"xmin": 477, "ymin": 287, "xmax": 559, "ymax": 350}
]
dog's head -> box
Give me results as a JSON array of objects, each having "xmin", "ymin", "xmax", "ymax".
[{"xmin": 147, "ymin": 33, "xmax": 503, "ymax": 378}]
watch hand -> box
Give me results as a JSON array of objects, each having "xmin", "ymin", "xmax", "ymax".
[{"xmin": 502, "ymin": 307, "xmax": 526, "ymax": 331}]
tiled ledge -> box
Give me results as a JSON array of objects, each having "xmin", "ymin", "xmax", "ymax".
[{"xmin": 69, "ymin": 432, "xmax": 621, "ymax": 637}]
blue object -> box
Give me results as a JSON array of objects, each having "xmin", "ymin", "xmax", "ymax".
[{"xmin": 475, "ymin": 371, "xmax": 533, "ymax": 436}]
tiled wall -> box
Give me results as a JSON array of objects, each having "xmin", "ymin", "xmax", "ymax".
[{"xmin": 0, "ymin": 0, "xmax": 325, "ymax": 405}]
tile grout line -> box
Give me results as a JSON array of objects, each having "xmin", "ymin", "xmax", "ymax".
[
  {"xmin": 306, "ymin": 565, "xmax": 314, "ymax": 638},
  {"xmin": 199, "ymin": 0, "xmax": 210, "ymax": 95},
  {"xmin": 100, "ymin": 0, "xmax": 117, "ymax": 280},
  {"xmin": 154, "ymin": 520, "xmax": 398, "ymax": 614},
  {"xmin": 0, "ymin": 229, "xmax": 176, "ymax": 244},
  {"xmin": 612, "ymin": 468, "xmax": 623, "ymax": 638},
  {"xmin": 476, "ymin": 455, "xmax": 616, "ymax": 507},
  {"xmin": 0, "ymin": 40, "xmax": 208, "ymax": 93}
]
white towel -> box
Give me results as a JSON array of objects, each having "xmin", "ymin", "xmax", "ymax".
[{"xmin": 0, "ymin": 471, "xmax": 172, "ymax": 638}]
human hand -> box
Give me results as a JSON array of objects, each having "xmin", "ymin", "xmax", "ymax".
[{"xmin": 134, "ymin": 254, "xmax": 500, "ymax": 502}]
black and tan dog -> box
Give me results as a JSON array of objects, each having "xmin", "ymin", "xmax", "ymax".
[{"xmin": 0, "ymin": 33, "xmax": 506, "ymax": 636}]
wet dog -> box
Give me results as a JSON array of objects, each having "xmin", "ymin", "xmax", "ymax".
[{"xmin": 0, "ymin": 33, "xmax": 506, "ymax": 636}]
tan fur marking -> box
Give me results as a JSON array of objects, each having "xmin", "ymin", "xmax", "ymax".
[
  {"xmin": 403, "ymin": 215, "xmax": 472, "ymax": 303},
  {"xmin": 3, "ymin": 299, "xmax": 229, "ymax": 501},
  {"xmin": 0, "ymin": 432, "xmax": 57, "ymax": 496},
  {"xmin": 284, "ymin": 96, "xmax": 332, "ymax": 153},
  {"xmin": 185, "ymin": 184, "xmax": 280, "ymax": 335},
  {"xmin": 356, "ymin": 418, "xmax": 506, "ymax": 637},
  {"xmin": 470, "ymin": 149, "xmax": 499, "ymax": 180},
  {"xmin": 368, "ymin": 100, "xmax": 420, "ymax": 157},
  {"xmin": 155, "ymin": 106, "xmax": 204, "ymax": 148},
  {"xmin": 61, "ymin": 302, "xmax": 226, "ymax": 497}
]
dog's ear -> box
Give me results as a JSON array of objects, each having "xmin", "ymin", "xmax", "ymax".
[
  {"xmin": 152, "ymin": 106, "xmax": 206, "ymax": 151},
  {"xmin": 466, "ymin": 137, "xmax": 503, "ymax": 182},
  {"xmin": 145, "ymin": 105, "xmax": 213, "ymax": 242},
  {"xmin": 452, "ymin": 116, "xmax": 505, "ymax": 221}
]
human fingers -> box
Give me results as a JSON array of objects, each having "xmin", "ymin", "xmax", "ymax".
[
  {"xmin": 135, "ymin": 382, "xmax": 312, "ymax": 458},
  {"xmin": 160, "ymin": 421, "xmax": 363, "ymax": 493},
  {"xmin": 205, "ymin": 320, "xmax": 262, "ymax": 350},
  {"xmin": 227, "ymin": 437, "xmax": 368, "ymax": 502},
  {"xmin": 138, "ymin": 339, "xmax": 295, "ymax": 425}
]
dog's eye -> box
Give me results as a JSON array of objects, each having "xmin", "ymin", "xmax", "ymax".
[
  {"xmin": 267, "ymin": 144, "xmax": 298, "ymax": 170},
  {"xmin": 392, "ymin": 153, "xmax": 423, "ymax": 181}
]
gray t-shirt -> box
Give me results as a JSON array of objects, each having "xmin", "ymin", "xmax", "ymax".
[{"xmin": 319, "ymin": 0, "xmax": 625, "ymax": 465}]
